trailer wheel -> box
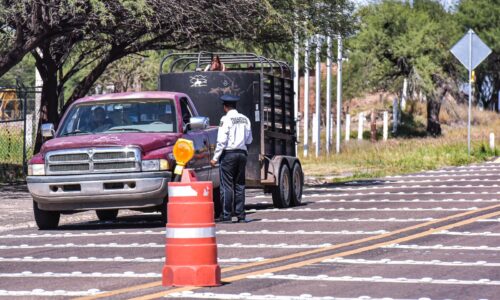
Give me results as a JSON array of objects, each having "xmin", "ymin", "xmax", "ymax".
[
  {"xmin": 272, "ymin": 164, "xmax": 292, "ymax": 208},
  {"xmin": 33, "ymin": 201, "xmax": 60, "ymax": 230},
  {"xmin": 291, "ymin": 163, "xmax": 304, "ymax": 206},
  {"xmin": 96, "ymin": 209, "xmax": 118, "ymax": 221}
]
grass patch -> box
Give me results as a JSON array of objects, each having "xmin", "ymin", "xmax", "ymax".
[{"xmin": 300, "ymin": 123, "xmax": 499, "ymax": 183}]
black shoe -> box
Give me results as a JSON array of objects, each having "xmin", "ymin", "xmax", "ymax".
[
  {"xmin": 215, "ymin": 217, "xmax": 232, "ymax": 223},
  {"xmin": 237, "ymin": 218, "xmax": 249, "ymax": 223}
]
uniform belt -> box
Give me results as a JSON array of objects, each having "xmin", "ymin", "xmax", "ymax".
[{"xmin": 223, "ymin": 149, "xmax": 247, "ymax": 155}]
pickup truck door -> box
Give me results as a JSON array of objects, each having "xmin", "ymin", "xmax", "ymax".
[{"xmin": 179, "ymin": 97, "xmax": 211, "ymax": 181}]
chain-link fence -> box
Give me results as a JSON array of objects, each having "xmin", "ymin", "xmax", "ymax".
[{"xmin": 0, "ymin": 85, "xmax": 39, "ymax": 182}]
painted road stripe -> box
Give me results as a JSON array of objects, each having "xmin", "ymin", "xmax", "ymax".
[
  {"xmin": 166, "ymin": 292, "xmax": 423, "ymax": 300},
  {"xmin": 0, "ymin": 257, "xmax": 265, "ymax": 263},
  {"xmin": 383, "ymin": 244, "xmax": 500, "ymax": 251},
  {"xmin": 0, "ymin": 229, "xmax": 386, "ymax": 239},
  {"xmin": 322, "ymin": 257, "xmax": 500, "ymax": 267},
  {"xmin": 248, "ymin": 273, "xmax": 500, "ymax": 285},
  {"xmin": 303, "ymin": 184, "xmax": 500, "ymax": 192},
  {"xmin": 386, "ymin": 173, "xmax": 498, "ymax": 178},
  {"xmin": 0, "ymin": 289, "xmax": 104, "ymax": 297},
  {"xmin": 0, "ymin": 271, "xmax": 161, "ymax": 278},
  {"xmin": 248, "ymin": 207, "xmax": 476, "ymax": 212},
  {"xmin": 315, "ymin": 198, "xmax": 500, "ymax": 203},
  {"xmin": 77, "ymin": 205, "xmax": 500, "ymax": 300},
  {"xmin": 478, "ymin": 218, "xmax": 500, "ymax": 222},
  {"xmin": 260, "ymin": 218, "xmax": 435, "ymax": 223},
  {"xmin": 303, "ymin": 192, "xmax": 500, "ymax": 198},
  {"xmin": 0, "ymin": 243, "xmax": 331, "ymax": 250},
  {"xmin": 433, "ymin": 230, "xmax": 500, "ymax": 237}
]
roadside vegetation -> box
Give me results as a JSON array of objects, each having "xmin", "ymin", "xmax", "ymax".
[{"xmin": 301, "ymin": 103, "xmax": 499, "ymax": 182}]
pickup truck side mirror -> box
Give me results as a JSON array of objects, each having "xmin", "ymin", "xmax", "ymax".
[
  {"xmin": 41, "ymin": 123, "xmax": 55, "ymax": 138},
  {"xmin": 188, "ymin": 116, "xmax": 209, "ymax": 131}
]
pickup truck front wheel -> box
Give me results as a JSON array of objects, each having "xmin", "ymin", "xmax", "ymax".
[
  {"xmin": 33, "ymin": 201, "xmax": 60, "ymax": 230},
  {"xmin": 272, "ymin": 164, "xmax": 292, "ymax": 208},
  {"xmin": 96, "ymin": 209, "xmax": 119, "ymax": 221}
]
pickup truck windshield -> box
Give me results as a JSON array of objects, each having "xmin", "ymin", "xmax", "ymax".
[{"xmin": 58, "ymin": 99, "xmax": 177, "ymax": 136}]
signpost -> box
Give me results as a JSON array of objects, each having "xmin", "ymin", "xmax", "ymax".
[{"xmin": 450, "ymin": 29, "xmax": 492, "ymax": 155}]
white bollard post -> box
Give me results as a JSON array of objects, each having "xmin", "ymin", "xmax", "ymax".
[
  {"xmin": 490, "ymin": 132, "xmax": 495, "ymax": 151},
  {"xmin": 345, "ymin": 114, "xmax": 350, "ymax": 141},
  {"xmin": 312, "ymin": 113, "xmax": 317, "ymax": 145},
  {"xmin": 383, "ymin": 111, "xmax": 388, "ymax": 141},
  {"xmin": 358, "ymin": 112, "xmax": 364, "ymax": 140},
  {"xmin": 303, "ymin": 39, "xmax": 310, "ymax": 157}
]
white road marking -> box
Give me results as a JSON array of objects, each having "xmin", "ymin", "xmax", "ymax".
[
  {"xmin": 385, "ymin": 173, "xmax": 498, "ymax": 178},
  {"xmin": 248, "ymin": 207, "xmax": 476, "ymax": 212},
  {"xmin": 349, "ymin": 178, "xmax": 500, "ymax": 184},
  {"xmin": 0, "ymin": 271, "xmax": 161, "ymax": 278},
  {"xmin": 478, "ymin": 218, "xmax": 500, "ymax": 222},
  {"xmin": 0, "ymin": 289, "xmax": 104, "ymax": 297},
  {"xmin": 304, "ymin": 184, "xmax": 500, "ymax": 192},
  {"xmin": 303, "ymin": 191, "xmax": 500, "ymax": 198},
  {"xmin": 166, "ymin": 291, "xmax": 423, "ymax": 300},
  {"xmin": 249, "ymin": 273, "xmax": 500, "ymax": 285},
  {"xmin": 315, "ymin": 198, "xmax": 499, "ymax": 203},
  {"xmin": 260, "ymin": 217, "xmax": 435, "ymax": 223},
  {"xmin": 0, "ymin": 229, "xmax": 386, "ymax": 239},
  {"xmin": 383, "ymin": 244, "xmax": 500, "ymax": 251},
  {"xmin": 0, "ymin": 256, "xmax": 265, "ymax": 263},
  {"xmin": 217, "ymin": 229, "xmax": 388, "ymax": 235},
  {"xmin": 433, "ymin": 230, "xmax": 500, "ymax": 237},
  {"xmin": 322, "ymin": 257, "xmax": 500, "ymax": 267},
  {"xmin": 0, "ymin": 243, "xmax": 330, "ymax": 250}
]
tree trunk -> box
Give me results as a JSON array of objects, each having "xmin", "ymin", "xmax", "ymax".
[
  {"xmin": 426, "ymin": 96, "xmax": 442, "ymax": 136},
  {"xmin": 33, "ymin": 58, "xmax": 60, "ymax": 153}
]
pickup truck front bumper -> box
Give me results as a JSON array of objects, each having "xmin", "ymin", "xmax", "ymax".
[{"xmin": 27, "ymin": 171, "xmax": 171, "ymax": 211}]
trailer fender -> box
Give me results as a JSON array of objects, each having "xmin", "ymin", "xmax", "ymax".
[{"xmin": 266, "ymin": 156, "xmax": 300, "ymax": 186}]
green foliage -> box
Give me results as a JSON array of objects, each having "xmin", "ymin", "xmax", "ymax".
[{"xmin": 347, "ymin": 0, "xmax": 460, "ymax": 96}]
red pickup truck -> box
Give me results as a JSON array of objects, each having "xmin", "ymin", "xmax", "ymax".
[{"xmin": 27, "ymin": 91, "xmax": 219, "ymax": 229}]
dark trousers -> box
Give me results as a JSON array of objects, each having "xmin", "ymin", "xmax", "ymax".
[{"xmin": 219, "ymin": 151, "xmax": 247, "ymax": 220}]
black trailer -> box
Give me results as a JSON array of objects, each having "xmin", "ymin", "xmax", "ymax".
[{"xmin": 158, "ymin": 52, "xmax": 303, "ymax": 208}]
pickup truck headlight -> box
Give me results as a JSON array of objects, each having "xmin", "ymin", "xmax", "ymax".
[
  {"xmin": 141, "ymin": 159, "xmax": 169, "ymax": 171},
  {"xmin": 28, "ymin": 164, "xmax": 45, "ymax": 176}
]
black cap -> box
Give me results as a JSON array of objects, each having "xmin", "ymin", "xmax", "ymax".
[{"xmin": 220, "ymin": 94, "xmax": 240, "ymax": 102}]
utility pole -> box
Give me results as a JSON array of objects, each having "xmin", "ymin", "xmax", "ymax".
[
  {"xmin": 325, "ymin": 36, "xmax": 332, "ymax": 154},
  {"xmin": 314, "ymin": 35, "xmax": 322, "ymax": 158},
  {"xmin": 293, "ymin": 29, "xmax": 300, "ymax": 155},
  {"xmin": 335, "ymin": 35, "xmax": 343, "ymax": 154},
  {"xmin": 303, "ymin": 38, "xmax": 310, "ymax": 157}
]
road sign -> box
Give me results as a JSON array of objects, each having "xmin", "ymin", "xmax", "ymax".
[
  {"xmin": 450, "ymin": 29, "xmax": 492, "ymax": 156},
  {"xmin": 451, "ymin": 29, "xmax": 491, "ymax": 71}
]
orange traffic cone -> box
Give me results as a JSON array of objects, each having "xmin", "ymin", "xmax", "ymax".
[{"xmin": 162, "ymin": 169, "xmax": 221, "ymax": 286}]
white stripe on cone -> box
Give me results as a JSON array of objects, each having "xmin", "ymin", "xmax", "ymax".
[
  {"xmin": 168, "ymin": 185, "xmax": 198, "ymax": 197},
  {"xmin": 166, "ymin": 227, "xmax": 215, "ymax": 238}
]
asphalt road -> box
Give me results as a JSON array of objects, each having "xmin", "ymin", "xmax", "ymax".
[{"xmin": 0, "ymin": 160, "xmax": 499, "ymax": 300}]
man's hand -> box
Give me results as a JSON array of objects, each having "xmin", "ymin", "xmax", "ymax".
[{"xmin": 210, "ymin": 160, "xmax": 217, "ymax": 167}]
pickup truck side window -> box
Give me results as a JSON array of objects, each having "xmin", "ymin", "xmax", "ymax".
[{"xmin": 180, "ymin": 97, "xmax": 193, "ymax": 126}]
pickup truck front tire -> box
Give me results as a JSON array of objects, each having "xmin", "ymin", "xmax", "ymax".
[
  {"xmin": 96, "ymin": 209, "xmax": 119, "ymax": 221},
  {"xmin": 33, "ymin": 201, "xmax": 60, "ymax": 230}
]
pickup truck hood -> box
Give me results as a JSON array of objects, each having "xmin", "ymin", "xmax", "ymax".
[{"xmin": 40, "ymin": 133, "xmax": 182, "ymax": 155}]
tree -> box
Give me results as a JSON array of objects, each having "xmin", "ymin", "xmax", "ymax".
[
  {"xmin": 347, "ymin": 0, "xmax": 461, "ymax": 135},
  {"xmin": 456, "ymin": 0, "xmax": 500, "ymax": 111},
  {"xmin": 31, "ymin": 0, "xmax": 272, "ymax": 151}
]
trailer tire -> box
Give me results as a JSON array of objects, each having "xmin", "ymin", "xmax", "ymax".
[
  {"xmin": 96, "ymin": 209, "xmax": 119, "ymax": 221},
  {"xmin": 33, "ymin": 201, "xmax": 60, "ymax": 230},
  {"xmin": 291, "ymin": 163, "xmax": 304, "ymax": 206},
  {"xmin": 272, "ymin": 164, "xmax": 292, "ymax": 208}
]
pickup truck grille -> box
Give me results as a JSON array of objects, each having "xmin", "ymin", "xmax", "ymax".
[{"xmin": 45, "ymin": 147, "xmax": 141, "ymax": 175}]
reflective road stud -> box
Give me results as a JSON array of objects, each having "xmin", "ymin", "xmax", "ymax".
[{"xmin": 162, "ymin": 169, "xmax": 221, "ymax": 287}]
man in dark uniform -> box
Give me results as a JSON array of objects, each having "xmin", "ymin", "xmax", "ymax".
[{"xmin": 210, "ymin": 95, "xmax": 253, "ymax": 223}]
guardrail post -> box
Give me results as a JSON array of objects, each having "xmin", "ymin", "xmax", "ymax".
[{"xmin": 490, "ymin": 132, "xmax": 495, "ymax": 151}]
